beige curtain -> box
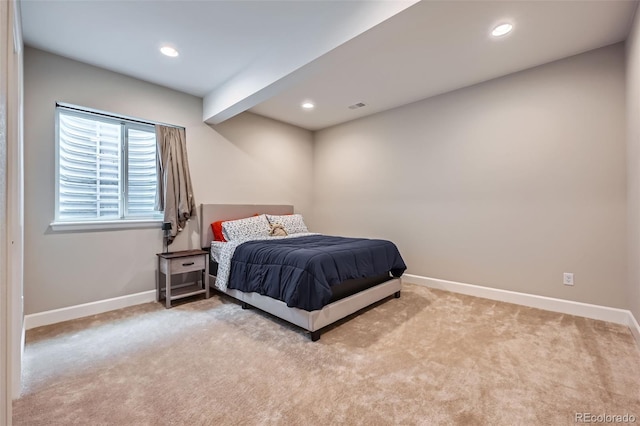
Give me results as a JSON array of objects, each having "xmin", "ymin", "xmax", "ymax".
[{"xmin": 155, "ymin": 125, "xmax": 195, "ymax": 244}]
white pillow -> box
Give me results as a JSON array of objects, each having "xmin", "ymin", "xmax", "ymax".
[
  {"xmin": 222, "ymin": 214, "xmax": 271, "ymax": 241},
  {"xmin": 266, "ymin": 214, "xmax": 309, "ymax": 234}
]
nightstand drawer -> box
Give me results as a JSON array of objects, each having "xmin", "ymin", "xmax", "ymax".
[{"xmin": 168, "ymin": 255, "xmax": 205, "ymax": 274}]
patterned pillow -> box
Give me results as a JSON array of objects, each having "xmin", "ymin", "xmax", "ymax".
[
  {"xmin": 222, "ymin": 214, "xmax": 271, "ymax": 241},
  {"xmin": 266, "ymin": 214, "xmax": 309, "ymax": 234}
]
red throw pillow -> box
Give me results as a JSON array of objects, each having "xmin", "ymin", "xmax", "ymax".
[{"xmin": 211, "ymin": 221, "xmax": 227, "ymax": 242}]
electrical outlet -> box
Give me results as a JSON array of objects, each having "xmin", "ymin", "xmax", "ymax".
[{"xmin": 563, "ymin": 273, "xmax": 574, "ymax": 286}]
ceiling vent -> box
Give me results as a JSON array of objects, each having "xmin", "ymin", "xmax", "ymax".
[{"xmin": 348, "ymin": 102, "xmax": 366, "ymax": 110}]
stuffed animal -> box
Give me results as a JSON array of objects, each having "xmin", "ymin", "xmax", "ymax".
[{"xmin": 269, "ymin": 223, "xmax": 288, "ymax": 237}]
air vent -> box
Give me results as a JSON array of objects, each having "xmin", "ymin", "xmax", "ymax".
[{"xmin": 348, "ymin": 102, "xmax": 366, "ymax": 110}]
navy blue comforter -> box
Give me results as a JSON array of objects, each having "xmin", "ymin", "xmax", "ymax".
[{"xmin": 227, "ymin": 235, "xmax": 407, "ymax": 311}]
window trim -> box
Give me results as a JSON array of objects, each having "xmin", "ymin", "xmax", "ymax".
[
  {"xmin": 55, "ymin": 102, "xmax": 180, "ymax": 130},
  {"xmin": 52, "ymin": 103, "xmax": 170, "ymax": 230},
  {"xmin": 49, "ymin": 219, "xmax": 162, "ymax": 232}
]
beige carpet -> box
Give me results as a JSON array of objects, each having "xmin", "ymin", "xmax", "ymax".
[{"xmin": 13, "ymin": 284, "xmax": 640, "ymax": 425}]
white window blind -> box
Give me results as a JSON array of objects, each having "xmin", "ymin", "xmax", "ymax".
[
  {"xmin": 55, "ymin": 106, "xmax": 163, "ymax": 224},
  {"xmin": 126, "ymin": 127, "xmax": 159, "ymax": 217}
]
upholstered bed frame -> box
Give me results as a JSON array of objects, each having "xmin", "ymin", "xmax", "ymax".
[{"xmin": 199, "ymin": 204, "xmax": 402, "ymax": 341}]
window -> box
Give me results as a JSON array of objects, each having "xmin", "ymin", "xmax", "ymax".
[{"xmin": 54, "ymin": 105, "xmax": 163, "ymax": 227}]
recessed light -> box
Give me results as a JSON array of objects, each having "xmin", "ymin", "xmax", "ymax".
[
  {"xmin": 491, "ymin": 23, "xmax": 513, "ymax": 37},
  {"xmin": 160, "ymin": 46, "xmax": 179, "ymax": 57},
  {"xmin": 302, "ymin": 102, "xmax": 315, "ymax": 110}
]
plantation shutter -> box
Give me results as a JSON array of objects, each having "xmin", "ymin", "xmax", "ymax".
[
  {"xmin": 58, "ymin": 112, "xmax": 121, "ymax": 220},
  {"xmin": 57, "ymin": 107, "xmax": 161, "ymax": 222},
  {"xmin": 126, "ymin": 127, "xmax": 158, "ymax": 216}
]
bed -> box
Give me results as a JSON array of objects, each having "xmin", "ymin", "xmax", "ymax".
[{"xmin": 199, "ymin": 204, "xmax": 406, "ymax": 341}]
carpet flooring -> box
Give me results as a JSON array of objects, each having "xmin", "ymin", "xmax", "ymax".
[{"xmin": 12, "ymin": 283, "xmax": 640, "ymax": 425}]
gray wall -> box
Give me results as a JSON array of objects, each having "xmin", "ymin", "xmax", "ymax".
[
  {"xmin": 24, "ymin": 48, "xmax": 313, "ymax": 314},
  {"xmin": 24, "ymin": 42, "xmax": 632, "ymax": 314},
  {"xmin": 313, "ymin": 44, "xmax": 628, "ymax": 309},
  {"xmin": 627, "ymin": 10, "xmax": 640, "ymax": 321}
]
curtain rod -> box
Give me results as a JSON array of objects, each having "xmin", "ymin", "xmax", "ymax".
[{"xmin": 56, "ymin": 102, "xmax": 185, "ymax": 130}]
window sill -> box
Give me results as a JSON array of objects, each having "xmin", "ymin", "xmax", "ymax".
[{"xmin": 50, "ymin": 219, "xmax": 163, "ymax": 232}]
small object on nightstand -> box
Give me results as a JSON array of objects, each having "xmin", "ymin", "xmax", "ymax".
[{"xmin": 156, "ymin": 249, "xmax": 209, "ymax": 308}]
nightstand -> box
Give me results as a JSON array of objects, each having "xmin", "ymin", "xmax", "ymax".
[{"xmin": 156, "ymin": 249, "xmax": 209, "ymax": 308}]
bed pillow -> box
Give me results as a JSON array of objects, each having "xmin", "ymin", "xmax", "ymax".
[
  {"xmin": 266, "ymin": 214, "xmax": 309, "ymax": 234},
  {"xmin": 211, "ymin": 213, "xmax": 262, "ymax": 242},
  {"xmin": 222, "ymin": 214, "xmax": 271, "ymax": 241},
  {"xmin": 210, "ymin": 220, "xmax": 227, "ymax": 242}
]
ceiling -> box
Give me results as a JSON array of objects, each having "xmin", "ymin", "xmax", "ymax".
[{"xmin": 21, "ymin": 0, "xmax": 639, "ymax": 131}]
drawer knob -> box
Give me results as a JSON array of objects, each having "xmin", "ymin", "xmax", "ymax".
[{"xmin": 182, "ymin": 262, "xmax": 195, "ymax": 266}]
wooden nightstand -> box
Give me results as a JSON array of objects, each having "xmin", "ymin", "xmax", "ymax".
[{"xmin": 156, "ymin": 249, "xmax": 210, "ymax": 308}]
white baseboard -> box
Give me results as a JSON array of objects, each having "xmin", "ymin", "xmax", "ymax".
[
  {"xmin": 404, "ymin": 274, "xmax": 640, "ymax": 346},
  {"xmin": 629, "ymin": 312, "xmax": 640, "ymax": 346},
  {"xmin": 24, "ymin": 290, "xmax": 156, "ymax": 330},
  {"xmin": 22, "ymin": 276, "xmax": 640, "ymax": 348}
]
